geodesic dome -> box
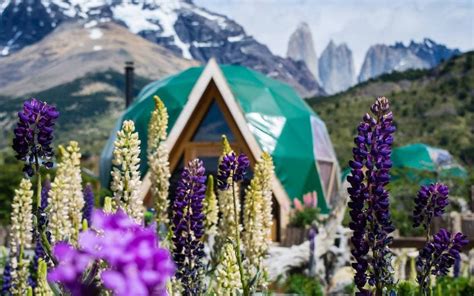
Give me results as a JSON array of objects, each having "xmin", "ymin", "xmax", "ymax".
[{"xmin": 100, "ymin": 64, "xmax": 340, "ymax": 213}]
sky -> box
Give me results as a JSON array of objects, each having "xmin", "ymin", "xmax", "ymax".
[{"xmin": 195, "ymin": 0, "xmax": 474, "ymax": 74}]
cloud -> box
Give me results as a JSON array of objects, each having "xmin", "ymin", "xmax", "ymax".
[{"xmin": 195, "ymin": 0, "xmax": 474, "ymax": 73}]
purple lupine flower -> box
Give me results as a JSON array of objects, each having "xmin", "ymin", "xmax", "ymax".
[
  {"xmin": 416, "ymin": 229, "xmax": 468, "ymax": 292},
  {"xmin": 49, "ymin": 209, "xmax": 175, "ymax": 296},
  {"xmin": 12, "ymin": 98, "xmax": 59, "ymax": 176},
  {"xmin": 172, "ymin": 159, "xmax": 207, "ymax": 296},
  {"xmin": 347, "ymin": 97, "xmax": 396, "ymax": 294},
  {"xmin": 2, "ymin": 262, "xmax": 12, "ymax": 296},
  {"xmin": 48, "ymin": 242, "xmax": 95, "ymax": 296},
  {"xmin": 82, "ymin": 184, "xmax": 94, "ymax": 225},
  {"xmin": 216, "ymin": 152, "xmax": 250, "ymax": 190},
  {"xmin": 413, "ymin": 183, "xmax": 449, "ymax": 229}
]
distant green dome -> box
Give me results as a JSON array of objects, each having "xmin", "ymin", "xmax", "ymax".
[
  {"xmin": 100, "ymin": 65, "xmax": 340, "ymax": 213},
  {"xmin": 391, "ymin": 143, "xmax": 468, "ymax": 179}
]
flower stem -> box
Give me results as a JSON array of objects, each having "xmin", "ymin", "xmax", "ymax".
[{"xmin": 34, "ymin": 172, "xmax": 56, "ymax": 265}]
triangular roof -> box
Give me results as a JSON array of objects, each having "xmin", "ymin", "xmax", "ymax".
[{"xmin": 100, "ymin": 59, "xmax": 340, "ymax": 213}]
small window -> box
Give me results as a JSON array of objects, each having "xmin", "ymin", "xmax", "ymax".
[{"xmin": 192, "ymin": 100, "xmax": 236, "ymax": 142}]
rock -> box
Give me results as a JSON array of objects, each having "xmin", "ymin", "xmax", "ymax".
[
  {"xmin": 358, "ymin": 39, "xmax": 460, "ymax": 82},
  {"xmin": 318, "ymin": 41, "xmax": 355, "ymax": 94},
  {"xmin": 287, "ymin": 22, "xmax": 319, "ymax": 82}
]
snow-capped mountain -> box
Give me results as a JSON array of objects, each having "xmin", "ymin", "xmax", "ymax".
[
  {"xmin": 358, "ymin": 39, "xmax": 460, "ymax": 82},
  {"xmin": 318, "ymin": 41, "xmax": 355, "ymax": 95},
  {"xmin": 286, "ymin": 22, "xmax": 319, "ymax": 82},
  {"xmin": 0, "ymin": 0, "xmax": 323, "ymax": 96}
]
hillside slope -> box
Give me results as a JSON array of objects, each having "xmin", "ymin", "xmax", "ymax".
[
  {"xmin": 309, "ymin": 51, "xmax": 474, "ymax": 169},
  {"xmin": 0, "ymin": 21, "xmax": 197, "ymax": 96}
]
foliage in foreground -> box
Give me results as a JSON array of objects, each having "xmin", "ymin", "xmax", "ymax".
[{"xmin": 1, "ymin": 96, "xmax": 275, "ymax": 295}]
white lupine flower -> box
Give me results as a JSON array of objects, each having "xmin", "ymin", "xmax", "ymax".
[
  {"xmin": 47, "ymin": 142, "xmax": 86, "ymax": 243},
  {"xmin": 48, "ymin": 166, "xmax": 72, "ymax": 243},
  {"xmin": 203, "ymin": 175, "xmax": 219, "ymax": 237},
  {"xmin": 258, "ymin": 152, "xmax": 274, "ymax": 252},
  {"xmin": 34, "ymin": 259, "xmax": 53, "ymax": 296},
  {"xmin": 213, "ymin": 243, "xmax": 242, "ymax": 294},
  {"xmin": 111, "ymin": 120, "xmax": 143, "ymax": 221},
  {"xmin": 243, "ymin": 179, "xmax": 264, "ymax": 268},
  {"xmin": 243, "ymin": 153, "xmax": 274, "ymax": 286},
  {"xmin": 147, "ymin": 96, "xmax": 171, "ymax": 226},
  {"xmin": 62, "ymin": 141, "xmax": 84, "ymax": 243},
  {"xmin": 9, "ymin": 178, "xmax": 33, "ymax": 254},
  {"xmin": 10, "ymin": 256, "xmax": 29, "ymax": 295}
]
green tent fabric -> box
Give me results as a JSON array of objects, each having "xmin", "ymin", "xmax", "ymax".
[
  {"xmin": 100, "ymin": 65, "xmax": 340, "ymax": 214},
  {"xmin": 391, "ymin": 143, "xmax": 468, "ymax": 179}
]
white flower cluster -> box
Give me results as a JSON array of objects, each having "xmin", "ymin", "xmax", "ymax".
[
  {"xmin": 213, "ymin": 243, "xmax": 242, "ymax": 294},
  {"xmin": 34, "ymin": 259, "xmax": 53, "ymax": 296},
  {"xmin": 64, "ymin": 141, "xmax": 84, "ymax": 242},
  {"xmin": 243, "ymin": 152, "xmax": 274, "ymax": 285},
  {"xmin": 147, "ymin": 96, "xmax": 171, "ymax": 226},
  {"xmin": 48, "ymin": 141, "xmax": 84, "ymax": 243},
  {"xmin": 203, "ymin": 175, "xmax": 219, "ymax": 237},
  {"xmin": 10, "ymin": 256, "xmax": 30, "ymax": 295},
  {"xmin": 9, "ymin": 178, "xmax": 33, "ymax": 254},
  {"xmin": 111, "ymin": 120, "xmax": 143, "ymax": 221}
]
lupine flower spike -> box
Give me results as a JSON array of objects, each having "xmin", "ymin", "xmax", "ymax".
[
  {"xmin": 63, "ymin": 142, "xmax": 84, "ymax": 243},
  {"xmin": 147, "ymin": 95, "xmax": 171, "ymax": 227},
  {"xmin": 9, "ymin": 178, "xmax": 33, "ymax": 296},
  {"xmin": 9, "ymin": 178, "xmax": 33, "ymax": 255},
  {"xmin": 172, "ymin": 159, "xmax": 207, "ymax": 296},
  {"xmin": 416, "ymin": 229, "xmax": 468, "ymax": 294},
  {"xmin": 243, "ymin": 152, "xmax": 273, "ymax": 286},
  {"xmin": 213, "ymin": 243, "xmax": 242, "ymax": 294},
  {"xmin": 12, "ymin": 98, "xmax": 59, "ymax": 176},
  {"xmin": 111, "ymin": 120, "xmax": 143, "ymax": 221},
  {"xmin": 216, "ymin": 136, "xmax": 242, "ymax": 244},
  {"xmin": 413, "ymin": 183, "xmax": 449, "ymax": 231},
  {"xmin": 203, "ymin": 175, "xmax": 219, "ymax": 238},
  {"xmin": 347, "ymin": 97, "xmax": 396, "ymax": 295},
  {"xmin": 47, "ymin": 141, "xmax": 84, "ymax": 244}
]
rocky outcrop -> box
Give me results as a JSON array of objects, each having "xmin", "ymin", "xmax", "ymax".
[
  {"xmin": 318, "ymin": 41, "xmax": 355, "ymax": 94},
  {"xmin": 0, "ymin": 0, "xmax": 323, "ymax": 96},
  {"xmin": 287, "ymin": 22, "xmax": 319, "ymax": 82},
  {"xmin": 358, "ymin": 39, "xmax": 460, "ymax": 82}
]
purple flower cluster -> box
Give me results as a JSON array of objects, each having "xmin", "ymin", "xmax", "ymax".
[
  {"xmin": 48, "ymin": 209, "xmax": 175, "ymax": 296},
  {"xmin": 12, "ymin": 98, "xmax": 59, "ymax": 176},
  {"xmin": 347, "ymin": 97, "xmax": 396, "ymax": 294},
  {"xmin": 172, "ymin": 159, "xmax": 207, "ymax": 296},
  {"xmin": 82, "ymin": 184, "xmax": 94, "ymax": 226},
  {"xmin": 413, "ymin": 183, "xmax": 449, "ymax": 229},
  {"xmin": 1, "ymin": 262, "xmax": 12, "ymax": 296},
  {"xmin": 416, "ymin": 228, "xmax": 468, "ymax": 291},
  {"xmin": 216, "ymin": 152, "xmax": 250, "ymax": 190}
]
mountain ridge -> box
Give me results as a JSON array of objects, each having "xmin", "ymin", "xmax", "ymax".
[{"xmin": 0, "ymin": 0, "xmax": 323, "ymax": 96}]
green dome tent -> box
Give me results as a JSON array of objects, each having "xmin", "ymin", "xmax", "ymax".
[
  {"xmin": 391, "ymin": 143, "xmax": 468, "ymax": 180},
  {"xmin": 100, "ymin": 60, "xmax": 340, "ymax": 215}
]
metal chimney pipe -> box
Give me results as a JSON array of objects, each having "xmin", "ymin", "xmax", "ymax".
[{"xmin": 125, "ymin": 61, "xmax": 134, "ymax": 108}]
